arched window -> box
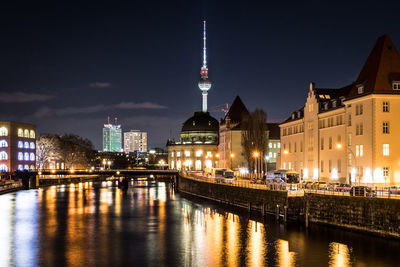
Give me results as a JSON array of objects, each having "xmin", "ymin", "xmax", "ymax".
[
  {"xmin": 0, "ymin": 164, "xmax": 8, "ymax": 172},
  {"xmin": 30, "ymin": 142, "xmax": 35, "ymax": 149},
  {"xmin": 18, "ymin": 141, "xmax": 23, "ymax": 148},
  {"xmin": 18, "ymin": 165, "xmax": 23, "ymax": 171},
  {"xmin": 24, "ymin": 165, "xmax": 29, "ymax": 170},
  {"xmin": 30, "ymin": 130, "xmax": 35, "ymax": 139},
  {"xmin": 30, "ymin": 165, "xmax": 35, "ymax": 170},
  {"xmin": 18, "ymin": 152, "xmax": 23, "ymax": 160},
  {"xmin": 0, "ymin": 151, "xmax": 8, "ymax": 160},
  {"xmin": 30, "ymin": 153, "xmax": 35, "ymax": 161},
  {"xmin": 0, "ymin": 140, "xmax": 7, "ymax": 147},
  {"xmin": 18, "ymin": 128, "xmax": 23, "ymax": 137},
  {"xmin": 0, "ymin": 127, "xmax": 8, "ymax": 136},
  {"xmin": 24, "ymin": 152, "xmax": 29, "ymax": 161},
  {"xmin": 24, "ymin": 142, "xmax": 29, "ymax": 149},
  {"xmin": 24, "ymin": 129, "xmax": 29, "ymax": 138}
]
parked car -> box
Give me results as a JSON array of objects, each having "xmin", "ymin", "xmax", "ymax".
[
  {"xmin": 302, "ymin": 181, "xmax": 314, "ymax": 189},
  {"xmin": 350, "ymin": 186, "xmax": 376, "ymax": 197},
  {"xmin": 336, "ymin": 183, "xmax": 351, "ymax": 192},
  {"xmin": 386, "ymin": 186, "xmax": 400, "ymax": 195}
]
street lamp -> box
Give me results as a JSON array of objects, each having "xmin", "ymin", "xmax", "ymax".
[
  {"xmin": 253, "ymin": 151, "xmax": 260, "ymax": 179},
  {"xmin": 107, "ymin": 161, "xmax": 111, "ymax": 170},
  {"xmin": 102, "ymin": 159, "xmax": 106, "ymax": 170}
]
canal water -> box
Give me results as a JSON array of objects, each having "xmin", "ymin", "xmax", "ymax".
[{"xmin": 0, "ymin": 181, "xmax": 399, "ymax": 267}]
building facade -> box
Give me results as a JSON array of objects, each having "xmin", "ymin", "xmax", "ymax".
[
  {"xmin": 103, "ymin": 123, "xmax": 122, "ymax": 152},
  {"xmin": 266, "ymin": 123, "xmax": 280, "ymax": 171},
  {"xmin": 167, "ymin": 112, "xmax": 219, "ymax": 171},
  {"xmin": 280, "ymin": 35, "xmax": 400, "ymax": 185},
  {"xmin": 0, "ymin": 121, "xmax": 36, "ymax": 172},
  {"xmin": 218, "ymin": 96, "xmax": 250, "ymax": 171},
  {"xmin": 218, "ymin": 96, "xmax": 281, "ymax": 173},
  {"xmin": 124, "ymin": 130, "xmax": 147, "ymax": 153}
]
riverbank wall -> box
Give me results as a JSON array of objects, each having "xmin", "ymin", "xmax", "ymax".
[{"xmin": 177, "ymin": 175, "xmax": 400, "ymax": 239}]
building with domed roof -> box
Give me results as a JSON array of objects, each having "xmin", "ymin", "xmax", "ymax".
[
  {"xmin": 167, "ymin": 21, "xmax": 220, "ymax": 171},
  {"xmin": 167, "ymin": 111, "xmax": 219, "ymax": 170}
]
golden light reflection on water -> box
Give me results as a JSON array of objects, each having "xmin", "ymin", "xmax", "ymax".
[
  {"xmin": 328, "ymin": 242, "xmax": 351, "ymax": 267},
  {"xmin": 276, "ymin": 239, "xmax": 296, "ymax": 267},
  {"xmin": 247, "ymin": 220, "xmax": 266, "ymax": 267},
  {"xmin": 226, "ymin": 213, "xmax": 239, "ymax": 267}
]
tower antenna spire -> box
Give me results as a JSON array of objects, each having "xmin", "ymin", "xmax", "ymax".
[
  {"xmin": 198, "ymin": 20, "xmax": 212, "ymax": 112},
  {"xmin": 203, "ymin": 20, "xmax": 207, "ymax": 68}
]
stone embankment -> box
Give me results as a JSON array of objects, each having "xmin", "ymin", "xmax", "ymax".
[{"xmin": 177, "ymin": 175, "xmax": 400, "ymax": 239}]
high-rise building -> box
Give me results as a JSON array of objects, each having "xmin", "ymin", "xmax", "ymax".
[
  {"xmin": 124, "ymin": 130, "xmax": 147, "ymax": 153},
  {"xmin": 0, "ymin": 121, "xmax": 36, "ymax": 172},
  {"xmin": 280, "ymin": 35, "xmax": 400, "ymax": 185},
  {"xmin": 103, "ymin": 120, "xmax": 122, "ymax": 152}
]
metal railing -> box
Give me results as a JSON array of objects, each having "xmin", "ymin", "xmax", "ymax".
[{"xmin": 181, "ymin": 172, "xmax": 400, "ymax": 199}]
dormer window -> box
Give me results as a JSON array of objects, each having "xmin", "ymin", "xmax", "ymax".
[
  {"xmin": 291, "ymin": 113, "xmax": 295, "ymax": 119},
  {"xmin": 393, "ymin": 81, "xmax": 400, "ymax": 90},
  {"xmin": 332, "ymin": 100, "xmax": 337, "ymax": 108},
  {"xmin": 357, "ymin": 85, "xmax": 364, "ymax": 94},
  {"xmin": 325, "ymin": 95, "xmax": 331, "ymax": 99}
]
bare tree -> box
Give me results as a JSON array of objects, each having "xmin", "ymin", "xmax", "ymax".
[
  {"xmin": 241, "ymin": 109, "xmax": 268, "ymax": 173},
  {"xmin": 36, "ymin": 134, "xmax": 61, "ymax": 170}
]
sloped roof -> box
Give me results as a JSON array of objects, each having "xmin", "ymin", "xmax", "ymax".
[
  {"xmin": 348, "ymin": 34, "xmax": 400, "ymax": 97},
  {"xmin": 267, "ymin": 123, "xmax": 280, "ymax": 139},
  {"xmin": 225, "ymin": 96, "xmax": 250, "ymax": 123}
]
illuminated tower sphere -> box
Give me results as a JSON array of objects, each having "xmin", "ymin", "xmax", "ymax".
[{"xmin": 198, "ymin": 20, "xmax": 212, "ymax": 112}]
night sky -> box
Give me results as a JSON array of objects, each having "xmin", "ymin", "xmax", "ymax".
[{"xmin": 0, "ymin": 1, "xmax": 399, "ymax": 149}]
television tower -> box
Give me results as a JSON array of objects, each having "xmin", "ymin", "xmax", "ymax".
[{"xmin": 198, "ymin": 20, "xmax": 212, "ymax": 112}]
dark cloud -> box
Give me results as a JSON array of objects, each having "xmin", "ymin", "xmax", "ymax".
[
  {"xmin": 31, "ymin": 102, "xmax": 168, "ymax": 119},
  {"xmin": 0, "ymin": 92, "xmax": 54, "ymax": 103},
  {"xmin": 89, "ymin": 82, "xmax": 112, "ymax": 88}
]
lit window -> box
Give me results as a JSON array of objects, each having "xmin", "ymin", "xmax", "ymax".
[
  {"xmin": 171, "ymin": 152, "xmax": 174, "ymax": 157},
  {"xmin": 383, "ymin": 144, "xmax": 389, "ymax": 156},
  {"xmin": 0, "ymin": 164, "xmax": 8, "ymax": 172},
  {"xmin": 177, "ymin": 152, "xmax": 181, "ymax": 157},
  {"xmin": 273, "ymin": 153, "xmax": 276, "ymax": 158},
  {"xmin": 18, "ymin": 152, "xmax": 23, "ymax": 160},
  {"xmin": 348, "ymin": 133, "xmax": 352, "ymax": 146},
  {"xmin": 184, "ymin": 151, "xmax": 190, "ymax": 157},
  {"xmin": 360, "ymin": 145, "xmax": 364, "ymax": 157},
  {"xmin": 18, "ymin": 165, "xmax": 23, "ymax": 171},
  {"xmin": 383, "ymin": 122, "xmax": 389, "ymax": 134},
  {"xmin": 30, "ymin": 153, "xmax": 35, "ymax": 161},
  {"xmin": 0, "ymin": 140, "xmax": 7, "ymax": 147},
  {"xmin": 0, "ymin": 127, "xmax": 8, "ymax": 136},
  {"xmin": 18, "ymin": 128, "xmax": 23, "ymax": 137},
  {"xmin": 393, "ymin": 81, "xmax": 400, "ymax": 90},
  {"xmin": 195, "ymin": 160, "xmax": 202, "ymax": 170},
  {"xmin": 383, "ymin": 102, "xmax": 389, "ymax": 112},
  {"xmin": 30, "ymin": 165, "xmax": 35, "ymax": 170},
  {"xmin": 195, "ymin": 150, "xmax": 202, "ymax": 157},
  {"xmin": 325, "ymin": 95, "xmax": 331, "ymax": 99},
  {"xmin": 383, "ymin": 167, "xmax": 389, "ymax": 177},
  {"xmin": 269, "ymin": 152, "xmax": 272, "ymax": 157},
  {"xmin": 269, "ymin": 143, "xmax": 272, "ymax": 148},
  {"xmin": 18, "ymin": 141, "xmax": 23, "ymax": 148},
  {"xmin": 171, "ymin": 161, "xmax": 175, "ymax": 169},
  {"xmin": 278, "ymin": 143, "xmax": 281, "ymax": 148},
  {"xmin": 357, "ymin": 85, "xmax": 364, "ymax": 94},
  {"xmin": 24, "ymin": 152, "xmax": 29, "ymax": 161},
  {"xmin": 24, "ymin": 142, "xmax": 29, "ymax": 149},
  {"xmin": 24, "ymin": 129, "xmax": 29, "ymax": 138},
  {"xmin": 24, "ymin": 165, "xmax": 29, "ymax": 170},
  {"xmin": 30, "ymin": 142, "xmax": 35, "ymax": 149},
  {"xmin": 30, "ymin": 130, "xmax": 35, "ymax": 139},
  {"xmin": 0, "ymin": 151, "xmax": 8, "ymax": 160}
]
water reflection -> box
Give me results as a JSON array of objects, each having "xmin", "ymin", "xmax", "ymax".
[{"xmin": 0, "ymin": 182, "xmax": 398, "ymax": 266}]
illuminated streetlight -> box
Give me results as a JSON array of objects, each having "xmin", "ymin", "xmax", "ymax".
[
  {"xmin": 283, "ymin": 150, "xmax": 288, "ymax": 155},
  {"xmin": 107, "ymin": 161, "xmax": 111, "ymax": 169}
]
